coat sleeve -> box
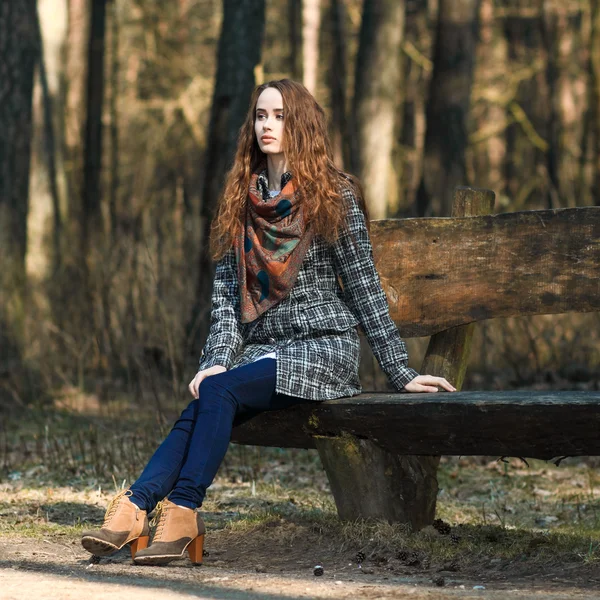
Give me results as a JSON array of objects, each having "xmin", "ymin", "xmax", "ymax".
[
  {"xmin": 331, "ymin": 185, "xmax": 420, "ymax": 390},
  {"xmin": 197, "ymin": 246, "xmax": 244, "ymax": 372}
]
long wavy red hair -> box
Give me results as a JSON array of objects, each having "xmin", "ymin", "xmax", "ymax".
[{"xmin": 208, "ymin": 78, "xmax": 369, "ymax": 261}]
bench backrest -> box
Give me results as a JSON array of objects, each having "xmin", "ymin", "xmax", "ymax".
[{"xmin": 371, "ymin": 206, "xmax": 600, "ymax": 337}]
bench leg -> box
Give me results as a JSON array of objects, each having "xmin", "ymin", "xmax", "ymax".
[{"xmin": 314, "ymin": 434, "xmax": 439, "ymax": 530}]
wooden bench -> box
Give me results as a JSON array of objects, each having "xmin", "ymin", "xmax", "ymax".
[{"xmin": 230, "ymin": 187, "xmax": 600, "ymax": 531}]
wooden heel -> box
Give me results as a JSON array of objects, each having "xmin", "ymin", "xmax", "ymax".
[
  {"xmin": 129, "ymin": 535, "xmax": 149, "ymax": 559},
  {"xmin": 187, "ymin": 534, "xmax": 205, "ymax": 565}
]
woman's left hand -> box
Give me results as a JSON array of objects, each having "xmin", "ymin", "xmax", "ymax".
[{"xmin": 404, "ymin": 375, "xmax": 457, "ymax": 393}]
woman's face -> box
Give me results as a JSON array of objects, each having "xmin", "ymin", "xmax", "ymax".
[{"xmin": 255, "ymin": 87, "xmax": 285, "ymax": 157}]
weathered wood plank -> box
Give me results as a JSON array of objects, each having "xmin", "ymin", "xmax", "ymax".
[
  {"xmin": 230, "ymin": 391, "xmax": 600, "ymax": 460},
  {"xmin": 371, "ymin": 203, "xmax": 600, "ymax": 337}
]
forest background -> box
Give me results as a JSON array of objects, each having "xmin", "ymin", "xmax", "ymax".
[{"xmin": 1, "ymin": 0, "xmax": 599, "ymax": 419}]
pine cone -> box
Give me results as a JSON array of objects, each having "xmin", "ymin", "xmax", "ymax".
[
  {"xmin": 397, "ymin": 550, "xmax": 420, "ymax": 566},
  {"xmin": 396, "ymin": 549, "xmax": 408, "ymax": 562},
  {"xmin": 450, "ymin": 532, "xmax": 461, "ymax": 545},
  {"xmin": 432, "ymin": 518, "xmax": 451, "ymax": 535},
  {"xmin": 355, "ymin": 551, "xmax": 366, "ymax": 563},
  {"xmin": 406, "ymin": 552, "xmax": 421, "ymax": 567}
]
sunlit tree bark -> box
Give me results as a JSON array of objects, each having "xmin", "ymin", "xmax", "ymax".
[
  {"xmin": 64, "ymin": 0, "xmax": 90, "ymax": 220},
  {"xmin": 289, "ymin": 0, "xmax": 302, "ymax": 81},
  {"xmin": 29, "ymin": 0, "xmax": 68, "ymax": 278},
  {"xmin": 352, "ymin": 0, "xmax": 405, "ymax": 219},
  {"xmin": 542, "ymin": 2, "xmax": 590, "ymax": 208},
  {"xmin": 302, "ymin": 0, "xmax": 321, "ymax": 95}
]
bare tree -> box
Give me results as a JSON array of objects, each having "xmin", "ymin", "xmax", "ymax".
[
  {"xmin": 417, "ymin": 0, "xmax": 481, "ymax": 217},
  {"xmin": 352, "ymin": 0, "xmax": 406, "ymax": 219},
  {"xmin": 0, "ymin": 0, "xmax": 38, "ymax": 290},
  {"xmin": 289, "ymin": 0, "xmax": 303, "ymax": 81},
  {"xmin": 302, "ymin": 0, "xmax": 321, "ymax": 95},
  {"xmin": 590, "ymin": 0, "xmax": 600, "ymax": 206},
  {"xmin": 0, "ymin": 0, "xmax": 39, "ymax": 375},
  {"xmin": 189, "ymin": 0, "xmax": 266, "ymax": 356},
  {"xmin": 328, "ymin": 0, "xmax": 350, "ymax": 169},
  {"xmin": 399, "ymin": 0, "xmax": 436, "ymax": 213},
  {"xmin": 30, "ymin": 0, "xmax": 68, "ymax": 278},
  {"xmin": 542, "ymin": 2, "xmax": 591, "ymax": 208},
  {"xmin": 64, "ymin": 0, "xmax": 90, "ymax": 220},
  {"xmin": 82, "ymin": 0, "xmax": 107, "ymax": 248},
  {"xmin": 468, "ymin": 0, "xmax": 508, "ymax": 200},
  {"xmin": 501, "ymin": 2, "xmax": 551, "ymax": 210}
]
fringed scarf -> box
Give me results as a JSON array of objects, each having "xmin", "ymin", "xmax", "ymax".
[{"xmin": 234, "ymin": 168, "xmax": 314, "ymax": 323}]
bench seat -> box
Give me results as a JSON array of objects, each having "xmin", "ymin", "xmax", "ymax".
[{"xmin": 231, "ymin": 390, "xmax": 600, "ymax": 460}]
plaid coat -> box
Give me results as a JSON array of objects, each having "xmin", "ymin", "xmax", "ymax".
[{"xmin": 197, "ymin": 181, "xmax": 420, "ymax": 401}]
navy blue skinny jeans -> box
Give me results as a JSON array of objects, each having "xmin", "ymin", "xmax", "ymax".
[{"xmin": 129, "ymin": 358, "xmax": 309, "ymax": 511}]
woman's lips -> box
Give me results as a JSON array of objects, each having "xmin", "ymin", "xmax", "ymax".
[{"xmin": 261, "ymin": 137, "xmax": 275, "ymax": 143}]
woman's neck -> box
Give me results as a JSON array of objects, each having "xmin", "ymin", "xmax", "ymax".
[{"xmin": 266, "ymin": 155, "xmax": 289, "ymax": 191}]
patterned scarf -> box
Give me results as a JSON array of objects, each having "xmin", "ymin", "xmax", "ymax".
[{"xmin": 234, "ymin": 167, "xmax": 314, "ymax": 323}]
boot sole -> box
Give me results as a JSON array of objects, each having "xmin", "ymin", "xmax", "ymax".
[
  {"xmin": 134, "ymin": 551, "xmax": 201, "ymax": 566},
  {"xmin": 81, "ymin": 536, "xmax": 121, "ymax": 556}
]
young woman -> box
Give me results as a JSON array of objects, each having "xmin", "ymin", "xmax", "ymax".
[{"xmin": 81, "ymin": 79, "xmax": 456, "ymax": 566}]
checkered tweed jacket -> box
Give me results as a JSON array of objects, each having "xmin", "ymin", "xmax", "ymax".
[{"xmin": 197, "ymin": 181, "xmax": 420, "ymax": 401}]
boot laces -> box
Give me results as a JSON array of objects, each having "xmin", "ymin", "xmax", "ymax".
[
  {"xmin": 103, "ymin": 489, "xmax": 134, "ymax": 527},
  {"xmin": 150, "ymin": 500, "xmax": 169, "ymax": 541}
]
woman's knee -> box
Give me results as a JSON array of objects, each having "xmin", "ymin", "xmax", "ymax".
[{"xmin": 198, "ymin": 375, "xmax": 238, "ymax": 410}]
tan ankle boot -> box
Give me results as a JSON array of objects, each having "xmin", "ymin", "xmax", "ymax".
[
  {"xmin": 133, "ymin": 499, "xmax": 206, "ymax": 566},
  {"xmin": 81, "ymin": 489, "xmax": 150, "ymax": 558}
]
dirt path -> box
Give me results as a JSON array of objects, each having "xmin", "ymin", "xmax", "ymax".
[{"xmin": 1, "ymin": 538, "xmax": 599, "ymax": 600}]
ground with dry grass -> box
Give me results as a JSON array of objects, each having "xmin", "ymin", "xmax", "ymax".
[{"xmin": 1, "ymin": 398, "xmax": 600, "ymax": 599}]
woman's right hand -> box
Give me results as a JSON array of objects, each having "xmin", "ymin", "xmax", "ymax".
[{"xmin": 188, "ymin": 365, "xmax": 227, "ymax": 398}]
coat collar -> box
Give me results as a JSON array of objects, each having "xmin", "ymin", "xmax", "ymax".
[{"xmin": 256, "ymin": 168, "xmax": 294, "ymax": 200}]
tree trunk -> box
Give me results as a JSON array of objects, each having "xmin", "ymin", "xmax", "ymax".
[
  {"xmin": 542, "ymin": 2, "xmax": 590, "ymax": 208},
  {"xmin": 352, "ymin": 0, "xmax": 405, "ymax": 220},
  {"xmin": 188, "ymin": 0, "xmax": 266, "ymax": 358},
  {"xmin": 0, "ymin": 0, "xmax": 39, "ymax": 388},
  {"xmin": 289, "ymin": 0, "xmax": 303, "ymax": 81},
  {"xmin": 302, "ymin": 0, "xmax": 321, "ymax": 95},
  {"xmin": 469, "ymin": 0, "xmax": 507, "ymax": 201},
  {"xmin": 0, "ymin": 0, "xmax": 38, "ymax": 280},
  {"xmin": 29, "ymin": 0, "xmax": 68, "ymax": 279},
  {"xmin": 64, "ymin": 0, "xmax": 90, "ymax": 221},
  {"xmin": 590, "ymin": 0, "xmax": 600, "ymax": 206},
  {"xmin": 328, "ymin": 0, "xmax": 349, "ymax": 169},
  {"xmin": 82, "ymin": 0, "xmax": 107, "ymax": 248},
  {"xmin": 416, "ymin": 0, "xmax": 481, "ymax": 217},
  {"xmin": 400, "ymin": 0, "xmax": 435, "ymax": 215},
  {"xmin": 107, "ymin": 0, "xmax": 119, "ymax": 244},
  {"xmin": 501, "ymin": 2, "xmax": 551, "ymax": 210}
]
